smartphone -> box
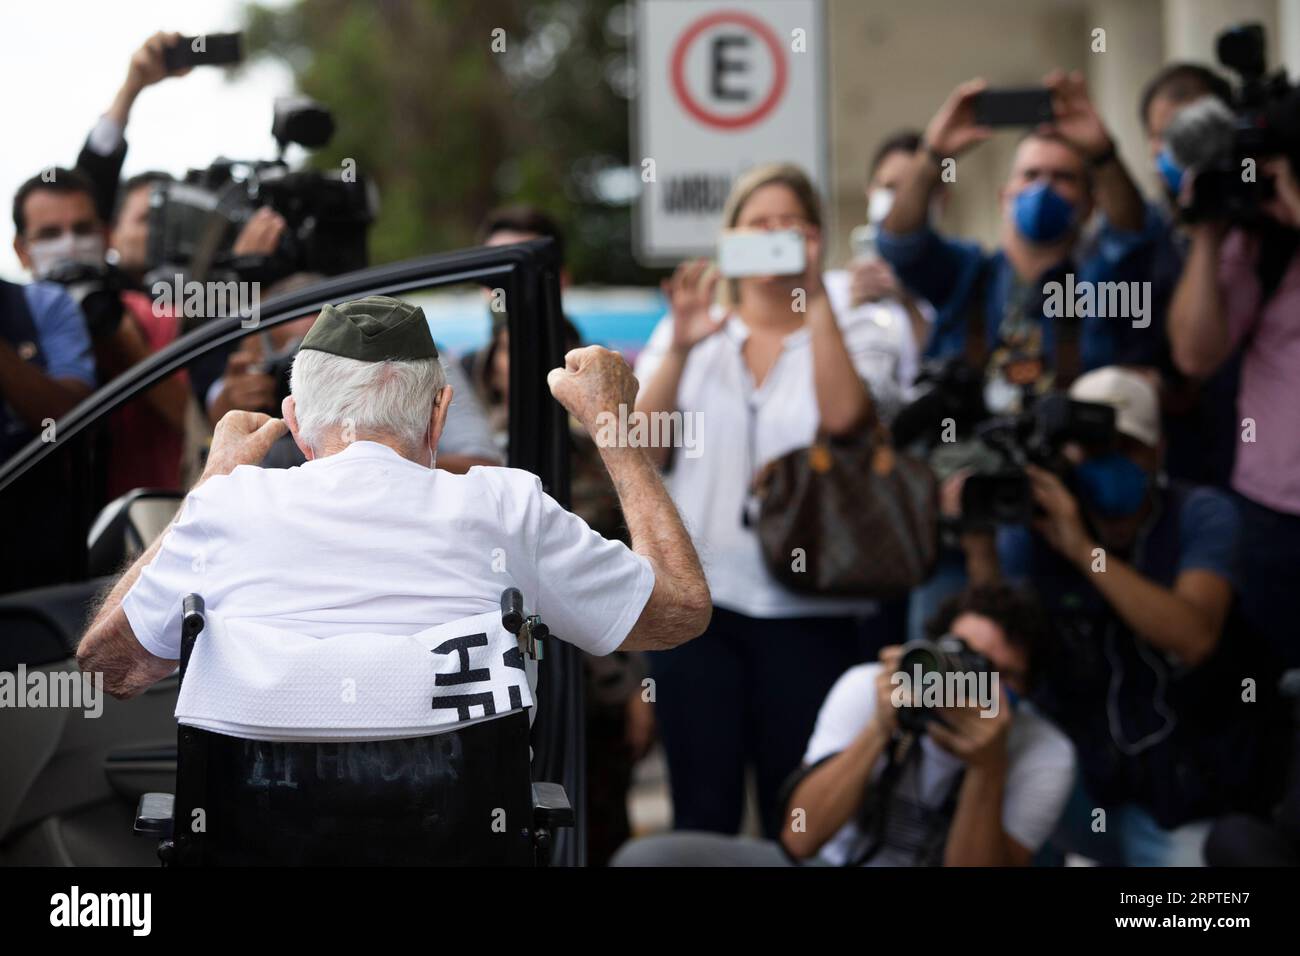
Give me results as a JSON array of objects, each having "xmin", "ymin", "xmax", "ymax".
[
  {"xmin": 716, "ymin": 230, "xmax": 806, "ymax": 278},
  {"xmin": 849, "ymin": 224, "xmax": 879, "ymax": 261},
  {"xmin": 972, "ymin": 88, "xmax": 1054, "ymax": 127},
  {"xmin": 163, "ymin": 32, "xmax": 244, "ymax": 71}
]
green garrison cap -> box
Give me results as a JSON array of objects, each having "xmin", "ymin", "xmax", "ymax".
[{"xmin": 299, "ymin": 296, "xmax": 439, "ymax": 362}]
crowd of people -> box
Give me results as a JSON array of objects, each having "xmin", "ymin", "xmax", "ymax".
[
  {"xmin": 4, "ymin": 32, "xmax": 1299, "ymax": 867},
  {"xmin": 612, "ymin": 63, "xmax": 1300, "ymax": 868}
]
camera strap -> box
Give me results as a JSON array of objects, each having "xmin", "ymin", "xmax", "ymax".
[
  {"xmin": 846, "ymin": 731, "xmax": 969, "ymax": 867},
  {"xmin": 960, "ymin": 265, "xmax": 991, "ymax": 373},
  {"xmin": 845, "ymin": 732, "xmax": 914, "ymax": 866}
]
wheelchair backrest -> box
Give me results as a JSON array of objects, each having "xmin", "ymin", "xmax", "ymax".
[
  {"xmin": 165, "ymin": 591, "xmax": 545, "ymax": 865},
  {"xmin": 170, "ymin": 709, "xmax": 534, "ymax": 866}
]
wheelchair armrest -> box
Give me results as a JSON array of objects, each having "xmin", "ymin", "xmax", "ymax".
[
  {"xmin": 134, "ymin": 792, "xmax": 175, "ymax": 839},
  {"xmin": 531, "ymin": 781, "xmax": 574, "ymax": 830}
]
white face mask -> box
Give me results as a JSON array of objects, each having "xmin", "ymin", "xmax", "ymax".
[
  {"xmin": 867, "ymin": 187, "xmax": 895, "ymax": 225},
  {"xmin": 27, "ymin": 232, "xmax": 105, "ymax": 280}
]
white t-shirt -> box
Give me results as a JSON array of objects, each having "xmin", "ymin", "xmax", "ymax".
[
  {"xmin": 633, "ymin": 285, "xmax": 905, "ymax": 618},
  {"xmin": 803, "ymin": 663, "xmax": 1076, "ymax": 866},
  {"xmin": 122, "ymin": 441, "xmax": 655, "ymax": 664}
]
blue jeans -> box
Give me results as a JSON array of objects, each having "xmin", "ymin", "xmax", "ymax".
[{"xmin": 1047, "ymin": 778, "xmax": 1210, "ymax": 866}]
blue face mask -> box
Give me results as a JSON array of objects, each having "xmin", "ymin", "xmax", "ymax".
[
  {"xmin": 1075, "ymin": 454, "xmax": 1150, "ymax": 518},
  {"xmin": 1156, "ymin": 148, "xmax": 1184, "ymax": 196},
  {"xmin": 1012, "ymin": 181, "xmax": 1076, "ymax": 245}
]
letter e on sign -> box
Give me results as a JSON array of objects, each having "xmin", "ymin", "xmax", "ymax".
[{"xmin": 670, "ymin": 11, "xmax": 788, "ymax": 130}]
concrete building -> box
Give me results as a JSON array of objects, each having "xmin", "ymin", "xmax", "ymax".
[{"xmin": 824, "ymin": 0, "xmax": 1298, "ymax": 265}]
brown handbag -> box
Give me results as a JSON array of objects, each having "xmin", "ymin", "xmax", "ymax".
[{"xmin": 752, "ymin": 423, "xmax": 939, "ymax": 599}]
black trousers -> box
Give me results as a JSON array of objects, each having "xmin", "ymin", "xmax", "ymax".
[{"xmin": 650, "ymin": 607, "xmax": 868, "ymax": 839}]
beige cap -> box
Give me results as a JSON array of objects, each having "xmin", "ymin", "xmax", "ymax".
[{"xmin": 1068, "ymin": 366, "xmax": 1160, "ymax": 448}]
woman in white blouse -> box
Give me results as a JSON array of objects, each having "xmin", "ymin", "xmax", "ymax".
[{"xmin": 634, "ymin": 163, "xmax": 889, "ymax": 838}]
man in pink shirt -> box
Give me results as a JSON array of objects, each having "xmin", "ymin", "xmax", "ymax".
[{"xmin": 1169, "ymin": 155, "xmax": 1300, "ymax": 666}]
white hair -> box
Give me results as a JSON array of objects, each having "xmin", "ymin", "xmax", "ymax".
[{"xmin": 290, "ymin": 350, "xmax": 447, "ymax": 450}]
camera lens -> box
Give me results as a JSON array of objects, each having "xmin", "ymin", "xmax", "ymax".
[{"xmin": 899, "ymin": 645, "xmax": 941, "ymax": 678}]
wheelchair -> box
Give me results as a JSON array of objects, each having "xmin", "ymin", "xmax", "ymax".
[{"xmin": 134, "ymin": 589, "xmax": 573, "ymax": 866}]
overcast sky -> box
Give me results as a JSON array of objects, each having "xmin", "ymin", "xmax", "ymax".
[{"xmin": 0, "ymin": 0, "xmax": 296, "ymax": 280}]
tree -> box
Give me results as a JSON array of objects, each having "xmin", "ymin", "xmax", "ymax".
[{"xmin": 243, "ymin": 0, "xmax": 654, "ymax": 284}]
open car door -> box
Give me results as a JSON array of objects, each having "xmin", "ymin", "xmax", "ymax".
[{"xmin": 0, "ymin": 238, "xmax": 587, "ymax": 866}]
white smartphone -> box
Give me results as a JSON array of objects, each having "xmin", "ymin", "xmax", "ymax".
[{"xmin": 716, "ymin": 230, "xmax": 806, "ymax": 278}]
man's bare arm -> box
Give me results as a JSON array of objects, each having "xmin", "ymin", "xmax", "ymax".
[
  {"xmin": 1169, "ymin": 224, "xmax": 1233, "ymax": 378},
  {"xmin": 549, "ymin": 346, "xmax": 711, "ymax": 651},
  {"xmin": 79, "ymin": 535, "xmax": 177, "ymax": 700},
  {"xmin": 599, "ymin": 443, "xmax": 711, "ymax": 650}
]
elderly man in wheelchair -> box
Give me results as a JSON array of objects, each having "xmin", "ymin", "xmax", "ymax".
[{"xmin": 75, "ymin": 296, "xmax": 711, "ymax": 866}]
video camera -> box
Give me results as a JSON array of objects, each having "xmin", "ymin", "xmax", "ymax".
[
  {"xmin": 1168, "ymin": 23, "xmax": 1300, "ymax": 224},
  {"xmin": 961, "ymin": 393, "xmax": 1115, "ymax": 527},
  {"xmin": 891, "ymin": 357, "xmax": 1117, "ymax": 527},
  {"xmin": 144, "ymin": 97, "xmax": 376, "ymax": 293}
]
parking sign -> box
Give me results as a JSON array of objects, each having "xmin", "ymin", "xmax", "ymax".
[{"xmin": 633, "ymin": 0, "xmax": 827, "ymax": 265}]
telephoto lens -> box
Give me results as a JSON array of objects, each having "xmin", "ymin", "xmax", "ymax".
[{"xmin": 894, "ymin": 635, "xmax": 993, "ymax": 732}]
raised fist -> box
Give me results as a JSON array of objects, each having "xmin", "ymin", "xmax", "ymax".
[
  {"xmin": 202, "ymin": 411, "xmax": 288, "ymax": 482},
  {"xmin": 546, "ymin": 345, "xmax": 639, "ymax": 432}
]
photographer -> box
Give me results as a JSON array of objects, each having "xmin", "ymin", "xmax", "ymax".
[
  {"xmin": 12, "ymin": 167, "xmax": 189, "ymax": 495},
  {"xmin": 1167, "ymin": 133, "xmax": 1300, "ymax": 669},
  {"xmin": 883, "ymin": 73, "xmax": 1159, "ymax": 644},
  {"xmin": 962, "ymin": 367, "xmax": 1287, "ymax": 864},
  {"xmin": 611, "ymin": 584, "xmax": 1075, "ymax": 867},
  {"xmin": 2, "ymin": 192, "xmax": 96, "ymax": 462},
  {"xmin": 82, "ymin": 33, "xmax": 289, "ymax": 284},
  {"xmin": 881, "ymin": 72, "xmax": 1153, "ymax": 394},
  {"xmin": 1131, "ymin": 64, "xmax": 1239, "ymax": 490}
]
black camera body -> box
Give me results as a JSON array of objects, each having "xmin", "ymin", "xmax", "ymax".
[
  {"xmin": 144, "ymin": 98, "xmax": 375, "ymax": 297},
  {"xmin": 42, "ymin": 260, "xmax": 132, "ymax": 339},
  {"xmin": 894, "ymin": 635, "xmax": 993, "ymax": 732},
  {"xmin": 890, "ymin": 357, "xmax": 988, "ymax": 450},
  {"xmin": 961, "ymin": 392, "xmax": 1116, "ymax": 527}
]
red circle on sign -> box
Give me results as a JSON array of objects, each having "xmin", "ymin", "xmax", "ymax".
[{"xmin": 670, "ymin": 10, "xmax": 788, "ymax": 131}]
